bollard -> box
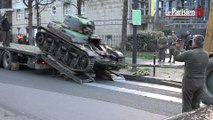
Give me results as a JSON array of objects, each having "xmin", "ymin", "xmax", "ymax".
[{"xmin": 153, "ymin": 55, "xmax": 156, "ymax": 76}]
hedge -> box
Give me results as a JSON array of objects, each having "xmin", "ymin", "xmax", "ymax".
[{"xmin": 127, "ymin": 31, "xmax": 161, "ymax": 52}]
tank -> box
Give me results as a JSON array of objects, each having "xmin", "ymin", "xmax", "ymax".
[{"xmin": 36, "ymin": 15, "xmax": 124, "ymax": 74}]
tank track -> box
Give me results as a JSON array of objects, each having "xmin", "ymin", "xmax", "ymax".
[{"xmin": 36, "ymin": 27, "xmax": 95, "ymax": 72}]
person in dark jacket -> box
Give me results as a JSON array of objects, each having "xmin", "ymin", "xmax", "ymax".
[
  {"xmin": 174, "ymin": 34, "xmax": 209, "ymax": 113},
  {"xmin": 1, "ymin": 14, "xmax": 10, "ymax": 47}
]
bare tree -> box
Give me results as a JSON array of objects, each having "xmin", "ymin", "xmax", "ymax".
[
  {"xmin": 23, "ymin": 0, "xmax": 56, "ymax": 45},
  {"xmin": 121, "ymin": 0, "xmax": 128, "ymax": 56}
]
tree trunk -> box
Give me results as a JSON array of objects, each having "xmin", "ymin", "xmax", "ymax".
[
  {"xmin": 36, "ymin": 1, "xmax": 41, "ymax": 32},
  {"xmin": 28, "ymin": 0, "xmax": 34, "ymax": 45},
  {"xmin": 77, "ymin": 0, "xmax": 82, "ymax": 16},
  {"xmin": 121, "ymin": 0, "xmax": 128, "ymax": 57}
]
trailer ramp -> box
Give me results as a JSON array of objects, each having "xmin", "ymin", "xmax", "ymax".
[{"xmin": 41, "ymin": 54, "xmax": 95, "ymax": 84}]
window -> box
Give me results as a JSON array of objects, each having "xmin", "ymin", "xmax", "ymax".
[
  {"xmin": 16, "ymin": 9, "xmax": 21, "ymax": 20},
  {"xmin": 64, "ymin": 3, "xmax": 71, "ymax": 16},
  {"xmin": 81, "ymin": 1, "xmax": 86, "ymax": 15},
  {"xmin": 141, "ymin": 11, "xmax": 144, "ymax": 15},
  {"xmin": 34, "ymin": 7, "xmax": 38, "ymax": 19},
  {"xmin": 52, "ymin": 6, "xmax": 57, "ymax": 15},
  {"xmin": 182, "ymin": 24, "xmax": 186, "ymax": 28},
  {"xmin": 188, "ymin": 24, "xmax": 193, "ymax": 28},
  {"xmin": 25, "ymin": 8, "xmax": 29, "ymax": 19},
  {"xmin": 17, "ymin": 28, "xmax": 20, "ymax": 34}
]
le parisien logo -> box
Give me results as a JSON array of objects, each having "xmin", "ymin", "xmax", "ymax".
[
  {"xmin": 165, "ymin": 0, "xmax": 204, "ymax": 17},
  {"xmin": 165, "ymin": 7, "xmax": 204, "ymax": 17}
]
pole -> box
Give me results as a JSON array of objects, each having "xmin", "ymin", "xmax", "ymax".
[
  {"xmin": 154, "ymin": 0, "xmax": 159, "ymax": 24},
  {"xmin": 132, "ymin": 25, "xmax": 137, "ymax": 68},
  {"xmin": 121, "ymin": 0, "xmax": 128, "ymax": 58},
  {"xmin": 132, "ymin": 0, "xmax": 138, "ymax": 69},
  {"xmin": 153, "ymin": 55, "xmax": 156, "ymax": 76}
]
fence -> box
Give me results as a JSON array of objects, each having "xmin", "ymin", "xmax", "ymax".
[
  {"xmin": 126, "ymin": 55, "xmax": 184, "ymax": 77},
  {"xmin": 99, "ymin": 34, "xmax": 122, "ymax": 48}
]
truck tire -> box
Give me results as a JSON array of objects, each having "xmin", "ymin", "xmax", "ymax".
[
  {"xmin": 0, "ymin": 51, "xmax": 3, "ymax": 67},
  {"xmin": 2, "ymin": 51, "xmax": 19, "ymax": 70},
  {"xmin": 202, "ymin": 57, "xmax": 213, "ymax": 105}
]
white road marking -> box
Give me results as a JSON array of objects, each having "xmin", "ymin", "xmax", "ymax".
[
  {"xmin": 85, "ymin": 83, "xmax": 182, "ymax": 103},
  {"xmin": 117, "ymin": 80, "xmax": 182, "ymax": 93},
  {"xmin": 85, "ymin": 82, "xmax": 206, "ymax": 107}
]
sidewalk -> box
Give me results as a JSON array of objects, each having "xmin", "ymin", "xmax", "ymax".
[{"xmin": 119, "ymin": 57, "xmax": 185, "ymax": 87}]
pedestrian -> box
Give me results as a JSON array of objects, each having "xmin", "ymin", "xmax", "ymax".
[
  {"xmin": 168, "ymin": 31, "xmax": 178, "ymax": 63},
  {"xmin": 16, "ymin": 33, "xmax": 25, "ymax": 44},
  {"xmin": 157, "ymin": 31, "xmax": 167, "ymax": 62},
  {"xmin": 1, "ymin": 13, "xmax": 10, "ymax": 47},
  {"xmin": 174, "ymin": 34, "xmax": 209, "ymax": 113}
]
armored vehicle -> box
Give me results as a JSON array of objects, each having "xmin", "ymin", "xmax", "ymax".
[{"xmin": 36, "ymin": 15, "xmax": 124, "ymax": 82}]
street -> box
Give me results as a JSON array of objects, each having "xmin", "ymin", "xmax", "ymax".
[{"xmin": 0, "ymin": 68, "xmax": 182, "ymax": 120}]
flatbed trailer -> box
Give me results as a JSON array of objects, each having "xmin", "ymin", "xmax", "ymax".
[
  {"xmin": 0, "ymin": 42, "xmax": 48, "ymax": 70},
  {"xmin": 0, "ymin": 42, "xmax": 95, "ymax": 83}
]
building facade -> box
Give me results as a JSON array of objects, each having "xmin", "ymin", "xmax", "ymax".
[
  {"xmin": 11, "ymin": 0, "xmax": 154, "ymax": 47},
  {"xmin": 157, "ymin": 0, "xmax": 210, "ymax": 36},
  {"xmin": 11, "ymin": 0, "xmax": 211, "ymax": 47}
]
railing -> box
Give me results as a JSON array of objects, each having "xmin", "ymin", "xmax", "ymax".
[{"xmin": 125, "ymin": 55, "xmax": 184, "ymax": 77}]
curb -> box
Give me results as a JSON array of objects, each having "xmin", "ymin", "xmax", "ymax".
[
  {"xmin": 164, "ymin": 105, "xmax": 213, "ymax": 120},
  {"xmin": 122, "ymin": 74, "xmax": 182, "ymax": 88}
]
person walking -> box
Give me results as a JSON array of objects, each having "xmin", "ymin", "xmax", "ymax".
[
  {"xmin": 1, "ymin": 14, "xmax": 10, "ymax": 47},
  {"xmin": 168, "ymin": 31, "xmax": 178, "ymax": 63},
  {"xmin": 157, "ymin": 31, "xmax": 167, "ymax": 62},
  {"xmin": 174, "ymin": 34, "xmax": 209, "ymax": 113}
]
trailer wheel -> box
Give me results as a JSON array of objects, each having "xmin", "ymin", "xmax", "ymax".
[
  {"xmin": 0, "ymin": 51, "xmax": 3, "ymax": 67},
  {"xmin": 2, "ymin": 51, "xmax": 12, "ymax": 70},
  {"xmin": 2, "ymin": 51, "xmax": 19, "ymax": 70},
  {"xmin": 202, "ymin": 57, "xmax": 213, "ymax": 105}
]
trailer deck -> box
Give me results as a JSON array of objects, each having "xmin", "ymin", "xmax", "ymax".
[{"xmin": 0, "ymin": 42, "xmax": 42, "ymax": 57}]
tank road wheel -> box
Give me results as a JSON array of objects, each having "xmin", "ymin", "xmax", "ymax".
[
  {"xmin": 55, "ymin": 45, "xmax": 67, "ymax": 60},
  {"xmin": 48, "ymin": 40, "xmax": 58, "ymax": 54},
  {"xmin": 202, "ymin": 57, "xmax": 213, "ymax": 105},
  {"xmin": 61, "ymin": 51, "xmax": 71, "ymax": 64},
  {"xmin": 77, "ymin": 55, "xmax": 88, "ymax": 70},
  {"xmin": 43, "ymin": 37, "xmax": 53, "ymax": 51},
  {"xmin": 36, "ymin": 32, "xmax": 46, "ymax": 46},
  {"xmin": 69, "ymin": 52, "xmax": 78, "ymax": 68}
]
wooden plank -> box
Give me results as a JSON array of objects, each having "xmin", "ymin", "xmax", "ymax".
[{"xmin": 0, "ymin": 42, "xmax": 42, "ymax": 56}]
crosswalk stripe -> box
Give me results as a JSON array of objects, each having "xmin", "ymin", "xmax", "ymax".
[
  {"xmin": 117, "ymin": 80, "xmax": 182, "ymax": 93},
  {"xmin": 85, "ymin": 83, "xmax": 182, "ymax": 103}
]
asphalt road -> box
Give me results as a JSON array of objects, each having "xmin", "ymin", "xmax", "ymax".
[{"xmin": 0, "ymin": 68, "xmax": 182, "ymax": 120}]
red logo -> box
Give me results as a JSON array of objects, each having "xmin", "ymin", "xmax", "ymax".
[{"xmin": 195, "ymin": 8, "xmax": 204, "ymax": 17}]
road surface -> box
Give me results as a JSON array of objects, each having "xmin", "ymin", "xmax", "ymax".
[{"xmin": 0, "ymin": 68, "xmax": 183, "ymax": 120}]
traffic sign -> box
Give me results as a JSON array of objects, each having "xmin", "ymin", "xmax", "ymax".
[{"xmin": 132, "ymin": 10, "xmax": 141, "ymax": 25}]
